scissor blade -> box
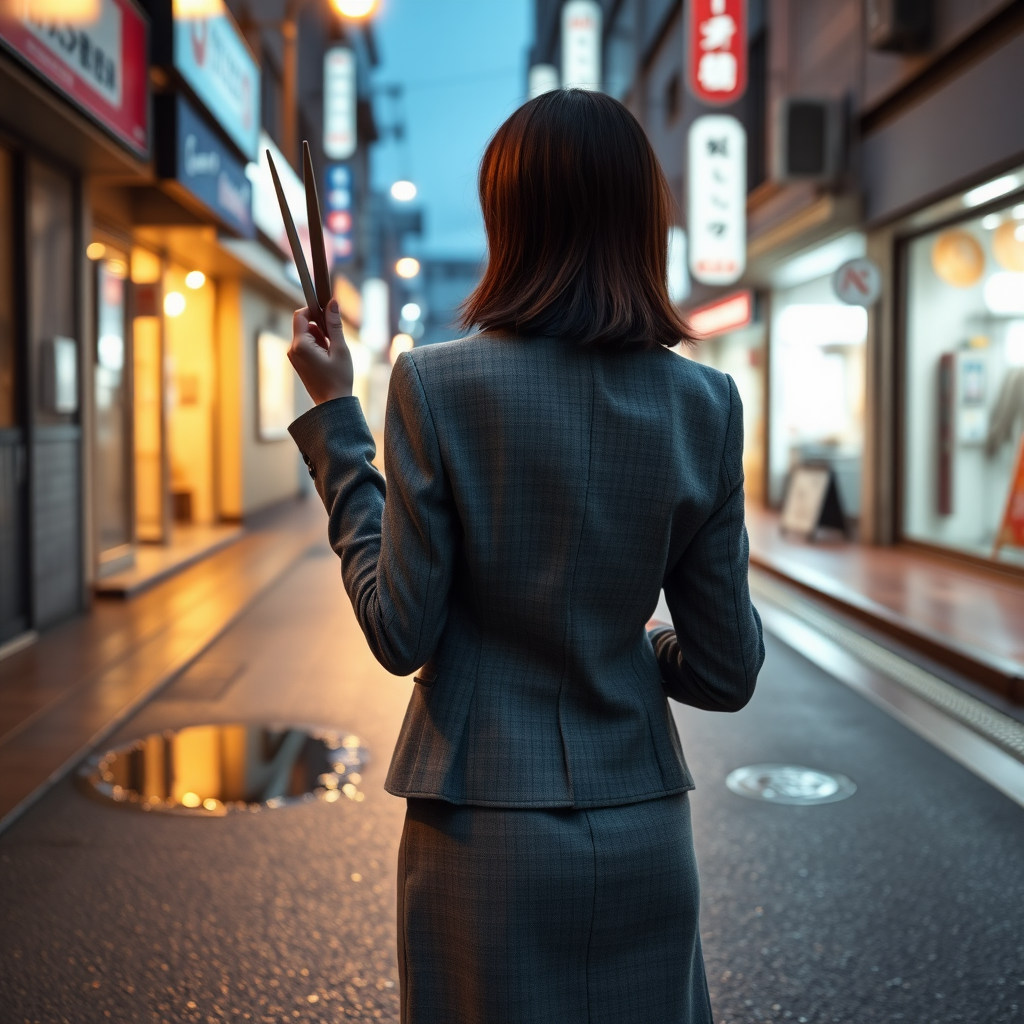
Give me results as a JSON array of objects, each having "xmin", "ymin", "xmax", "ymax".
[
  {"xmin": 266, "ymin": 148, "xmax": 324, "ymax": 330},
  {"xmin": 302, "ymin": 140, "xmax": 333, "ymax": 314}
]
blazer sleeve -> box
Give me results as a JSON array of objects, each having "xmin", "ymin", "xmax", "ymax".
[
  {"xmin": 649, "ymin": 374, "xmax": 765, "ymax": 711},
  {"xmin": 288, "ymin": 352, "xmax": 456, "ymax": 676}
]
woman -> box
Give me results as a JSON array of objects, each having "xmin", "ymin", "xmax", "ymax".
[{"xmin": 287, "ymin": 89, "xmax": 764, "ymax": 1024}]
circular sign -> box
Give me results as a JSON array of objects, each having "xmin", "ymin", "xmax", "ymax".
[
  {"xmin": 832, "ymin": 258, "xmax": 882, "ymax": 306},
  {"xmin": 993, "ymin": 220, "xmax": 1024, "ymax": 272}
]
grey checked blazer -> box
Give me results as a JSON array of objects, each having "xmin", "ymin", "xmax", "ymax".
[{"xmin": 289, "ymin": 333, "xmax": 764, "ymax": 809}]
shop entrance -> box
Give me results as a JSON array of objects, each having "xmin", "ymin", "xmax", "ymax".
[{"xmin": 163, "ymin": 263, "xmax": 217, "ymax": 529}]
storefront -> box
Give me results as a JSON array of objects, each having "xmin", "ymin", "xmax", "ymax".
[
  {"xmin": 898, "ymin": 169, "xmax": 1024, "ymax": 569},
  {"xmin": 767, "ymin": 233, "xmax": 869, "ymax": 520},
  {"xmin": 686, "ymin": 290, "xmax": 767, "ymax": 504},
  {"xmin": 0, "ymin": 0, "xmax": 150, "ymax": 636}
]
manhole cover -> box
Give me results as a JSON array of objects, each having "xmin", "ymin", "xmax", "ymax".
[
  {"xmin": 78, "ymin": 724, "xmax": 370, "ymax": 814},
  {"xmin": 725, "ymin": 764, "xmax": 856, "ymax": 805}
]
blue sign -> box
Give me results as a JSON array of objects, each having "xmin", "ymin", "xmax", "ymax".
[
  {"xmin": 175, "ymin": 96, "xmax": 254, "ymax": 238},
  {"xmin": 325, "ymin": 163, "xmax": 353, "ymax": 263},
  {"xmin": 173, "ymin": 11, "xmax": 260, "ymax": 161}
]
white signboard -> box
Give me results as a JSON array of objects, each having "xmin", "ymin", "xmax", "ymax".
[
  {"xmin": 323, "ymin": 47, "xmax": 356, "ymax": 160},
  {"xmin": 832, "ymin": 257, "xmax": 882, "ymax": 307},
  {"xmin": 360, "ymin": 278, "xmax": 389, "ymax": 354},
  {"xmin": 24, "ymin": 0, "xmax": 123, "ymax": 107},
  {"xmin": 257, "ymin": 331, "xmax": 295, "ymax": 441},
  {"xmin": 528, "ymin": 63, "xmax": 559, "ymax": 99},
  {"xmin": 561, "ymin": 0, "xmax": 601, "ymax": 90},
  {"xmin": 688, "ymin": 114, "xmax": 746, "ymax": 286}
]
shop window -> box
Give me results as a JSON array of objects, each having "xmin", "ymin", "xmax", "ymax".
[{"xmin": 902, "ymin": 200, "xmax": 1024, "ymax": 566}]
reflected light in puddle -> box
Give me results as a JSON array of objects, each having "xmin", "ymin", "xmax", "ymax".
[{"xmin": 78, "ymin": 724, "xmax": 370, "ymax": 815}]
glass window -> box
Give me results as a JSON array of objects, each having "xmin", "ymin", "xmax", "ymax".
[
  {"xmin": 902, "ymin": 199, "xmax": 1024, "ymax": 566},
  {"xmin": 768, "ymin": 277, "xmax": 867, "ymax": 517}
]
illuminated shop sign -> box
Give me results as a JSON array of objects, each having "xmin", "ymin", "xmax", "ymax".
[
  {"xmin": 158, "ymin": 94, "xmax": 254, "ymax": 237},
  {"xmin": 173, "ymin": 7, "xmax": 260, "ymax": 161},
  {"xmin": 687, "ymin": 289, "xmax": 752, "ymax": 337},
  {"xmin": 688, "ymin": 114, "xmax": 746, "ymax": 285},
  {"xmin": 687, "ymin": 0, "xmax": 747, "ymax": 106},
  {"xmin": 325, "ymin": 163, "xmax": 354, "ymax": 263},
  {"xmin": 0, "ymin": 0, "xmax": 149, "ymax": 157},
  {"xmin": 561, "ymin": 0, "xmax": 601, "ymax": 90},
  {"xmin": 323, "ymin": 46, "xmax": 356, "ymax": 160}
]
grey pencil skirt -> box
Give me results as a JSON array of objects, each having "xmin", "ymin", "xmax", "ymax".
[{"xmin": 397, "ymin": 792, "xmax": 713, "ymax": 1024}]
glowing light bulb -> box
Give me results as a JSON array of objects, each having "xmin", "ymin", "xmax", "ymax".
[
  {"xmin": 395, "ymin": 257, "xmax": 420, "ymax": 279},
  {"xmin": 86, "ymin": 242, "xmax": 106, "ymax": 260},
  {"xmin": 390, "ymin": 333, "xmax": 414, "ymax": 363},
  {"xmin": 185, "ymin": 270, "xmax": 206, "ymax": 289},
  {"xmin": 330, "ymin": 0, "xmax": 378, "ymax": 17},
  {"xmin": 164, "ymin": 291, "xmax": 186, "ymax": 317},
  {"xmin": 401, "ymin": 302, "xmax": 421, "ymax": 321}
]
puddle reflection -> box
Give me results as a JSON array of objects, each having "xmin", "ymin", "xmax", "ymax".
[{"xmin": 78, "ymin": 724, "xmax": 370, "ymax": 814}]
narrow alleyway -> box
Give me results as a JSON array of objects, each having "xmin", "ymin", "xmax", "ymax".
[{"xmin": 1, "ymin": 543, "xmax": 1022, "ymax": 1023}]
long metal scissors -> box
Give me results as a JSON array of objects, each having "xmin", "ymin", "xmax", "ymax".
[{"xmin": 266, "ymin": 140, "xmax": 332, "ymax": 335}]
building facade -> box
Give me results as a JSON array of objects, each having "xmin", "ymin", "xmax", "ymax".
[
  {"xmin": 0, "ymin": 0, "xmax": 379, "ymax": 644},
  {"xmin": 532, "ymin": 0, "xmax": 1024, "ymax": 574}
]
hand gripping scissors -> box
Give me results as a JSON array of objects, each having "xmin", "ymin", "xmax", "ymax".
[{"xmin": 266, "ymin": 140, "xmax": 332, "ymax": 335}]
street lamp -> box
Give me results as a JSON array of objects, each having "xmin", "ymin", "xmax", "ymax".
[
  {"xmin": 391, "ymin": 180, "xmax": 417, "ymax": 202},
  {"xmin": 330, "ymin": 0, "xmax": 378, "ymax": 15}
]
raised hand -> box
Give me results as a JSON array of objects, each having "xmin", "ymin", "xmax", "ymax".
[{"xmin": 289, "ymin": 298, "xmax": 355, "ymax": 405}]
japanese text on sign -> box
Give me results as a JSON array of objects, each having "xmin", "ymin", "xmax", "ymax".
[
  {"xmin": 688, "ymin": 114, "xmax": 746, "ymax": 285},
  {"xmin": 687, "ymin": 0, "xmax": 747, "ymax": 106}
]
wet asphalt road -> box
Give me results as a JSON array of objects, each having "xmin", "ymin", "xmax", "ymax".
[{"xmin": 1, "ymin": 544, "xmax": 1023, "ymax": 1023}]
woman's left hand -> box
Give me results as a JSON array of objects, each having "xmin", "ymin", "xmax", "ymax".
[{"xmin": 289, "ymin": 298, "xmax": 354, "ymax": 405}]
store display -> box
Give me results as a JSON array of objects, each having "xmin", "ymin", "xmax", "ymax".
[
  {"xmin": 992, "ymin": 220, "xmax": 1024, "ymax": 272},
  {"xmin": 904, "ymin": 195, "xmax": 1024, "ymax": 565},
  {"xmin": 931, "ymin": 229, "xmax": 984, "ymax": 287},
  {"xmin": 995, "ymin": 432, "xmax": 1024, "ymax": 552}
]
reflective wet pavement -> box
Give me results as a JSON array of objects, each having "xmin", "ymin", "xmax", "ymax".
[{"xmin": 1, "ymin": 540, "xmax": 1023, "ymax": 1023}]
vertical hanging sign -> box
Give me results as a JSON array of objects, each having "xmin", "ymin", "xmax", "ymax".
[
  {"xmin": 324, "ymin": 46, "xmax": 357, "ymax": 160},
  {"xmin": 325, "ymin": 163, "xmax": 354, "ymax": 264},
  {"xmin": 688, "ymin": 0, "xmax": 747, "ymax": 106},
  {"xmin": 688, "ymin": 114, "xmax": 746, "ymax": 285},
  {"xmin": 561, "ymin": 0, "xmax": 601, "ymax": 90}
]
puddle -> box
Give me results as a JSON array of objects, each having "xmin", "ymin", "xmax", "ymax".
[
  {"xmin": 78, "ymin": 724, "xmax": 369, "ymax": 815},
  {"xmin": 725, "ymin": 764, "xmax": 856, "ymax": 805}
]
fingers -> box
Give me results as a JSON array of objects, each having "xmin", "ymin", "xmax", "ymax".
[{"xmin": 325, "ymin": 298, "xmax": 345, "ymax": 347}]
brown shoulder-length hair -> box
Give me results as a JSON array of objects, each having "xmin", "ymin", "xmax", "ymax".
[{"xmin": 459, "ymin": 89, "xmax": 693, "ymax": 351}]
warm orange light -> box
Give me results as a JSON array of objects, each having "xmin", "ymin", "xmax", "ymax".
[
  {"xmin": 86, "ymin": 241, "xmax": 106, "ymax": 260},
  {"xmin": 171, "ymin": 0, "xmax": 223, "ymax": 16},
  {"xmin": 185, "ymin": 270, "xmax": 206, "ymax": 289},
  {"xmin": 11, "ymin": 0, "xmax": 101, "ymax": 24},
  {"xmin": 329, "ymin": 0, "xmax": 378, "ymax": 17},
  {"xmin": 390, "ymin": 333, "xmax": 414, "ymax": 364},
  {"xmin": 395, "ymin": 257, "xmax": 420, "ymax": 279},
  {"xmin": 164, "ymin": 291, "xmax": 186, "ymax": 317}
]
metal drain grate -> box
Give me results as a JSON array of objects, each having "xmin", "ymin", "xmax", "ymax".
[{"xmin": 726, "ymin": 764, "xmax": 857, "ymax": 805}]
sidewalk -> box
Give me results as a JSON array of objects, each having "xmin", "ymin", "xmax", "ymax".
[
  {"xmin": 0, "ymin": 497, "xmax": 326, "ymax": 832},
  {"xmin": 745, "ymin": 505, "xmax": 1024, "ymax": 704}
]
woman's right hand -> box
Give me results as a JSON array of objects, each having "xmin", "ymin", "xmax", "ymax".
[{"xmin": 289, "ymin": 298, "xmax": 355, "ymax": 405}]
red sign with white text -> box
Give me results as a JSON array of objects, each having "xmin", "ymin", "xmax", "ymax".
[
  {"xmin": 996, "ymin": 433, "xmax": 1024, "ymax": 552},
  {"xmin": 0, "ymin": 0, "xmax": 149, "ymax": 158},
  {"xmin": 688, "ymin": 290, "xmax": 752, "ymax": 338},
  {"xmin": 688, "ymin": 0, "xmax": 747, "ymax": 106}
]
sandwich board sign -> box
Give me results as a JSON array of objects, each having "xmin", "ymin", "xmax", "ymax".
[{"xmin": 780, "ymin": 465, "xmax": 847, "ymax": 539}]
